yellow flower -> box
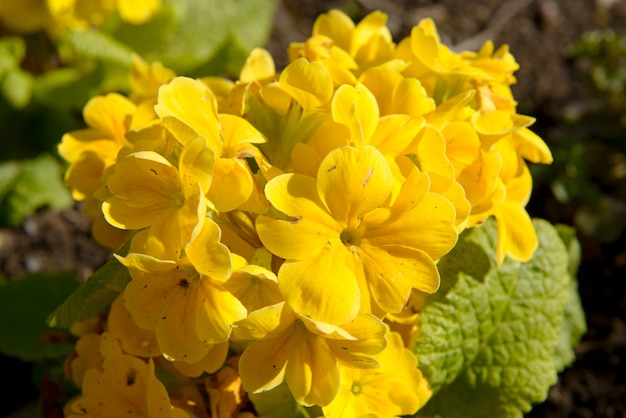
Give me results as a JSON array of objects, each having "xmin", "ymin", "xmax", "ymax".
[
  {"xmin": 66, "ymin": 351, "xmax": 188, "ymax": 417},
  {"xmin": 236, "ymin": 302, "xmax": 387, "ymax": 407},
  {"xmin": 155, "ymin": 76, "xmax": 267, "ymax": 212},
  {"xmin": 251, "ymin": 58, "xmax": 333, "ymax": 169},
  {"xmin": 257, "ymin": 146, "xmax": 457, "ymax": 324},
  {"xmin": 395, "ymin": 18, "xmax": 464, "ymax": 99},
  {"xmin": 58, "ymin": 93, "xmax": 135, "ymax": 201},
  {"xmin": 101, "ymin": 136, "xmax": 213, "ymax": 259},
  {"xmin": 289, "ymin": 9, "xmax": 396, "ymax": 83},
  {"xmin": 118, "ymin": 219, "xmax": 246, "ymax": 363},
  {"xmin": 116, "ymin": 0, "xmax": 161, "ymax": 25},
  {"xmin": 322, "ymin": 330, "xmax": 431, "ymax": 417},
  {"xmin": 358, "ymin": 66, "xmax": 435, "ymax": 118},
  {"xmin": 130, "ymin": 54, "xmax": 176, "ymax": 104},
  {"xmin": 58, "ymin": 93, "xmax": 142, "ymax": 248}
]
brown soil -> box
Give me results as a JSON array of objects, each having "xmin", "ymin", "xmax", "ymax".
[{"xmin": 2, "ymin": 0, "xmax": 626, "ymax": 417}]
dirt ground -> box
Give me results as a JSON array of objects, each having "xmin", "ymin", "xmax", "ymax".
[{"xmin": 1, "ymin": 0, "xmax": 626, "ymax": 416}]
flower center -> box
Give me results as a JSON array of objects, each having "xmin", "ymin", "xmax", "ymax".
[
  {"xmin": 351, "ymin": 381, "xmax": 362, "ymax": 395},
  {"xmin": 340, "ymin": 228, "xmax": 361, "ymax": 247}
]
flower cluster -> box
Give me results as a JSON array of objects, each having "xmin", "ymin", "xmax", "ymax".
[
  {"xmin": 58, "ymin": 9, "xmax": 552, "ymax": 417},
  {"xmin": 0, "ymin": 0, "xmax": 160, "ymax": 35}
]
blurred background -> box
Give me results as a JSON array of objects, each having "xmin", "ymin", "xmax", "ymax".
[{"xmin": 1, "ymin": 0, "xmax": 625, "ymax": 416}]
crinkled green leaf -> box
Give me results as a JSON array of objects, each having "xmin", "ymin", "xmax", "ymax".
[
  {"xmin": 415, "ymin": 218, "xmax": 578, "ymax": 418},
  {"xmin": 112, "ymin": 0, "xmax": 280, "ymax": 75},
  {"xmin": 0, "ymin": 272, "xmax": 80, "ymax": 361},
  {"xmin": 553, "ymin": 224, "xmax": 586, "ymax": 371},
  {"xmin": 0, "ymin": 154, "xmax": 72, "ymax": 226},
  {"xmin": 47, "ymin": 252, "xmax": 130, "ymax": 329}
]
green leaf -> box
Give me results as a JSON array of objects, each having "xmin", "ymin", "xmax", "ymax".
[
  {"xmin": 112, "ymin": 0, "xmax": 280, "ymax": 76},
  {"xmin": 249, "ymin": 381, "xmax": 323, "ymax": 418},
  {"xmin": 62, "ymin": 28, "xmax": 134, "ymax": 67},
  {"xmin": 0, "ymin": 154, "xmax": 73, "ymax": 226},
  {"xmin": 415, "ymin": 218, "xmax": 577, "ymax": 418},
  {"xmin": 47, "ymin": 252, "xmax": 130, "ymax": 329},
  {"xmin": 0, "ymin": 37, "xmax": 25, "ymax": 75},
  {"xmin": 0, "ymin": 37, "xmax": 33, "ymax": 108},
  {"xmin": 553, "ymin": 225, "xmax": 586, "ymax": 372},
  {"xmin": 0, "ymin": 272, "xmax": 80, "ymax": 361},
  {"xmin": 1, "ymin": 69, "xmax": 33, "ymax": 108}
]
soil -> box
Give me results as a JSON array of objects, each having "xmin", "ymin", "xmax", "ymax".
[{"xmin": 2, "ymin": 0, "xmax": 626, "ymax": 417}]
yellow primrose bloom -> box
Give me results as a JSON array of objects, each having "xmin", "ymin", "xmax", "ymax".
[
  {"xmin": 236, "ymin": 302, "xmax": 387, "ymax": 407},
  {"xmin": 289, "ymin": 9, "xmax": 396, "ymax": 82},
  {"xmin": 395, "ymin": 18, "xmax": 465, "ymax": 99},
  {"xmin": 459, "ymin": 40, "xmax": 520, "ymax": 87},
  {"xmin": 45, "ymin": 0, "xmax": 159, "ymax": 35},
  {"xmin": 66, "ymin": 351, "xmax": 188, "ymax": 418},
  {"xmin": 59, "ymin": 93, "xmax": 144, "ymax": 249},
  {"xmin": 101, "ymin": 137, "xmax": 213, "ymax": 259},
  {"xmin": 358, "ymin": 66, "xmax": 436, "ymax": 118},
  {"xmin": 248, "ymin": 57, "xmax": 334, "ymax": 169},
  {"xmin": 58, "ymin": 93, "xmax": 136, "ymax": 201},
  {"xmin": 155, "ymin": 76, "xmax": 267, "ymax": 212},
  {"xmin": 257, "ymin": 146, "xmax": 458, "ymax": 324},
  {"xmin": 46, "ymin": 0, "xmax": 115, "ymax": 33},
  {"xmin": 130, "ymin": 54, "xmax": 176, "ymax": 104},
  {"xmin": 322, "ymin": 330, "xmax": 431, "ymax": 417},
  {"xmin": 118, "ymin": 219, "xmax": 246, "ymax": 363}
]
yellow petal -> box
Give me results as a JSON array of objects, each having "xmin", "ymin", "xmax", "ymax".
[
  {"xmin": 278, "ymin": 245, "xmax": 360, "ymax": 325},
  {"xmin": 240, "ymin": 48, "xmax": 276, "ymax": 83},
  {"xmin": 185, "ymin": 218, "xmax": 231, "ymax": 282},
  {"xmin": 317, "ymin": 146, "xmax": 393, "ymax": 225},
  {"xmin": 331, "ymin": 84, "xmax": 379, "ymax": 146},
  {"xmin": 239, "ymin": 331, "xmax": 290, "ymax": 393},
  {"xmin": 226, "ymin": 264, "xmax": 283, "ymax": 313},
  {"xmin": 154, "ymin": 76, "xmax": 220, "ymax": 148},
  {"xmin": 117, "ymin": 0, "xmax": 160, "ymax": 25},
  {"xmin": 257, "ymin": 173, "xmax": 338, "ymax": 260},
  {"xmin": 359, "ymin": 243, "xmax": 440, "ymax": 313},
  {"xmin": 207, "ymin": 158, "xmax": 254, "ymax": 212},
  {"xmin": 179, "ymin": 136, "xmax": 215, "ymax": 196},
  {"xmin": 107, "ymin": 294, "xmax": 161, "ymax": 358},
  {"xmin": 170, "ymin": 342, "xmax": 229, "ymax": 377},
  {"xmin": 279, "ymin": 58, "xmax": 334, "ymax": 110},
  {"xmin": 285, "ymin": 323, "xmax": 341, "ymax": 407},
  {"xmin": 313, "ymin": 9, "xmax": 354, "ymax": 51},
  {"xmin": 83, "ymin": 93, "xmax": 136, "ymax": 143},
  {"xmin": 495, "ymin": 203, "xmax": 537, "ymax": 264}
]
